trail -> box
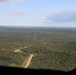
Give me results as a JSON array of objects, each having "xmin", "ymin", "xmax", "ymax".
[
  {"xmin": 24, "ymin": 54, "xmax": 34, "ymax": 68},
  {"xmin": 14, "ymin": 45, "xmax": 32, "ymax": 53}
]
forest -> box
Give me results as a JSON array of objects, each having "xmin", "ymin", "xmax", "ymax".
[{"xmin": 0, "ymin": 26, "xmax": 76, "ymax": 71}]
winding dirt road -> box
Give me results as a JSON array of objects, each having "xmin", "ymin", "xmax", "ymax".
[
  {"xmin": 14, "ymin": 45, "xmax": 32, "ymax": 53},
  {"xmin": 24, "ymin": 54, "xmax": 34, "ymax": 68}
]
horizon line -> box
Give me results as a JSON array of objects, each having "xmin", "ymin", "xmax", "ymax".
[{"xmin": 0, "ymin": 25, "xmax": 76, "ymax": 28}]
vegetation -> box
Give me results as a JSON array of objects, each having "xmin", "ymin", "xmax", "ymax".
[{"xmin": 0, "ymin": 27, "xmax": 76, "ymax": 71}]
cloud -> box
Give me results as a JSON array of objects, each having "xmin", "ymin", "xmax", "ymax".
[
  {"xmin": 47, "ymin": 10, "xmax": 76, "ymax": 22},
  {"xmin": 8, "ymin": 10, "xmax": 28, "ymax": 15},
  {"xmin": 0, "ymin": 0, "xmax": 24, "ymax": 4}
]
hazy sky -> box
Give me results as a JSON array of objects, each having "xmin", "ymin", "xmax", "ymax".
[{"xmin": 0, "ymin": 0, "xmax": 76, "ymax": 27}]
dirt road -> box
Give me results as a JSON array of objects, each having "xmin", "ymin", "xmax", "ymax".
[
  {"xmin": 14, "ymin": 45, "xmax": 32, "ymax": 53},
  {"xmin": 24, "ymin": 54, "xmax": 34, "ymax": 68}
]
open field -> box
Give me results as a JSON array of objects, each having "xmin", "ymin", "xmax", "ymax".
[{"xmin": 0, "ymin": 27, "xmax": 76, "ymax": 71}]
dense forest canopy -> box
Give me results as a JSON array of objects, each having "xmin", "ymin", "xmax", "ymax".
[{"xmin": 0, "ymin": 27, "xmax": 76, "ymax": 71}]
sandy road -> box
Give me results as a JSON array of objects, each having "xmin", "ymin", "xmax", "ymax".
[
  {"xmin": 24, "ymin": 54, "xmax": 34, "ymax": 68},
  {"xmin": 14, "ymin": 45, "xmax": 32, "ymax": 53}
]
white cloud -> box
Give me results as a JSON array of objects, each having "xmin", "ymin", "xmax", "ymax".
[
  {"xmin": 8, "ymin": 10, "xmax": 28, "ymax": 15},
  {"xmin": 0, "ymin": 0, "xmax": 24, "ymax": 4},
  {"xmin": 47, "ymin": 10, "xmax": 76, "ymax": 22}
]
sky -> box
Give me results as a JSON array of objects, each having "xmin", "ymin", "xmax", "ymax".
[{"xmin": 0, "ymin": 0, "xmax": 76, "ymax": 27}]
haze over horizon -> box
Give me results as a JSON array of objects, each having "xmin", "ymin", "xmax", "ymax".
[{"xmin": 0, "ymin": 0, "xmax": 76, "ymax": 27}]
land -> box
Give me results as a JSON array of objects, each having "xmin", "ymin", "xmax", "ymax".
[
  {"xmin": 23, "ymin": 54, "xmax": 34, "ymax": 68},
  {"xmin": 0, "ymin": 26, "xmax": 76, "ymax": 71}
]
